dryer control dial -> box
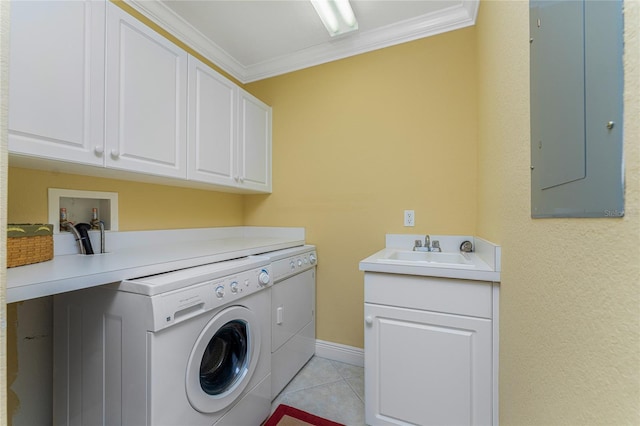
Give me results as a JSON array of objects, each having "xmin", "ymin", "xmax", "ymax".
[
  {"xmin": 258, "ymin": 269, "xmax": 270, "ymax": 286},
  {"xmin": 309, "ymin": 253, "xmax": 317, "ymax": 265},
  {"xmin": 297, "ymin": 258, "xmax": 303, "ymax": 267},
  {"xmin": 215, "ymin": 285, "xmax": 225, "ymax": 298},
  {"xmin": 229, "ymin": 282, "xmax": 238, "ymax": 294}
]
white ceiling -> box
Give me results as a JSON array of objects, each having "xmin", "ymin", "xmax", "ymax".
[{"xmin": 126, "ymin": 0, "xmax": 479, "ymax": 83}]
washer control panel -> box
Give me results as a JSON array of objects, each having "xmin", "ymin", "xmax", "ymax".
[
  {"xmin": 272, "ymin": 250, "xmax": 317, "ymax": 282},
  {"xmin": 152, "ymin": 263, "xmax": 271, "ymax": 331}
]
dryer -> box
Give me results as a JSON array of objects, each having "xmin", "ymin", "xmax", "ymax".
[
  {"xmin": 263, "ymin": 245, "xmax": 317, "ymax": 398},
  {"xmin": 54, "ymin": 256, "xmax": 273, "ymax": 426}
]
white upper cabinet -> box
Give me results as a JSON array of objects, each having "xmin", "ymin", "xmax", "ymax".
[
  {"xmin": 9, "ymin": 0, "xmax": 106, "ymax": 165},
  {"xmin": 8, "ymin": 1, "xmax": 270, "ymax": 192},
  {"xmin": 105, "ymin": 3, "xmax": 187, "ymax": 179},
  {"xmin": 187, "ymin": 56, "xmax": 272, "ymax": 193},
  {"xmin": 187, "ymin": 55, "xmax": 237, "ymax": 187},
  {"xmin": 238, "ymin": 90, "xmax": 272, "ymax": 193}
]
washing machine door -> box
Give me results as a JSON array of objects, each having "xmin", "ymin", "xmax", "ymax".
[{"xmin": 185, "ymin": 305, "xmax": 261, "ymax": 413}]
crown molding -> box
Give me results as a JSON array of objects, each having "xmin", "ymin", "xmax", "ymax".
[
  {"xmin": 245, "ymin": 1, "xmax": 479, "ymax": 82},
  {"xmin": 124, "ymin": 0, "xmax": 247, "ymax": 80},
  {"xmin": 124, "ymin": 0, "xmax": 479, "ymax": 84}
]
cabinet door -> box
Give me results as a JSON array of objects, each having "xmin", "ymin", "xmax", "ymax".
[
  {"xmin": 237, "ymin": 90, "xmax": 272, "ymax": 193},
  {"xmin": 105, "ymin": 3, "xmax": 187, "ymax": 178},
  {"xmin": 187, "ymin": 55, "xmax": 237, "ymax": 186},
  {"xmin": 364, "ymin": 303, "xmax": 492, "ymax": 426},
  {"xmin": 9, "ymin": 0, "xmax": 105, "ymax": 165}
]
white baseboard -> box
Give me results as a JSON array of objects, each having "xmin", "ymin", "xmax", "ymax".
[{"xmin": 315, "ymin": 339, "xmax": 364, "ymax": 367}]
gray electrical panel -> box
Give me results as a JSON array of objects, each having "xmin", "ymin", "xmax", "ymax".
[{"xmin": 530, "ymin": 0, "xmax": 624, "ymax": 218}]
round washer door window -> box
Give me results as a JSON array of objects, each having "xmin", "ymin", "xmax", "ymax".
[{"xmin": 186, "ymin": 306, "xmax": 261, "ymax": 413}]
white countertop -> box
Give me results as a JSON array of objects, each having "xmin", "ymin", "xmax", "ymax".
[
  {"xmin": 7, "ymin": 227, "xmax": 305, "ymax": 303},
  {"xmin": 359, "ymin": 234, "xmax": 501, "ymax": 282}
]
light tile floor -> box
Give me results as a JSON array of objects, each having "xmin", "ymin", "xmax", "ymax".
[{"xmin": 271, "ymin": 356, "xmax": 365, "ymax": 426}]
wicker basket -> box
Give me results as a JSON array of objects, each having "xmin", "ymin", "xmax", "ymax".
[{"xmin": 7, "ymin": 224, "xmax": 54, "ymax": 268}]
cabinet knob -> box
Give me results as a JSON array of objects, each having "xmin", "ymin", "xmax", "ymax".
[
  {"xmin": 110, "ymin": 149, "xmax": 120, "ymax": 159},
  {"xmin": 94, "ymin": 146, "xmax": 104, "ymax": 156},
  {"xmin": 606, "ymin": 121, "xmax": 615, "ymax": 130},
  {"xmin": 365, "ymin": 316, "xmax": 373, "ymax": 326}
]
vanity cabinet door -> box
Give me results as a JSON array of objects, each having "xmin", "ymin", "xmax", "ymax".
[
  {"xmin": 9, "ymin": 0, "xmax": 106, "ymax": 165},
  {"xmin": 364, "ymin": 303, "xmax": 492, "ymax": 426},
  {"xmin": 105, "ymin": 3, "xmax": 187, "ymax": 179}
]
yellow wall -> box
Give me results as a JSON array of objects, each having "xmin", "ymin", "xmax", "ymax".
[
  {"xmin": 8, "ymin": 167, "xmax": 244, "ymax": 230},
  {"xmin": 476, "ymin": 0, "xmax": 640, "ymax": 424},
  {"xmin": 244, "ymin": 28, "xmax": 478, "ymax": 348}
]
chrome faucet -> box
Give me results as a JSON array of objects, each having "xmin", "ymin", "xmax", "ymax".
[{"xmin": 414, "ymin": 235, "xmax": 433, "ymax": 252}]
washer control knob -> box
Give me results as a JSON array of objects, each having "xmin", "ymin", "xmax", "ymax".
[
  {"xmin": 289, "ymin": 260, "xmax": 295, "ymax": 270},
  {"xmin": 215, "ymin": 285, "xmax": 225, "ymax": 298},
  {"xmin": 258, "ymin": 270, "xmax": 270, "ymax": 286},
  {"xmin": 230, "ymin": 282, "xmax": 238, "ymax": 294},
  {"xmin": 309, "ymin": 253, "xmax": 317, "ymax": 265},
  {"xmin": 297, "ymin": 258, "xmax": 303, "ymax": 267}
]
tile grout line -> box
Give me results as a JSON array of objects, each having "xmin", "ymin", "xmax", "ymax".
[
  {"xmin": 343, "ymin": 377, "xmax": 364, "ymax": 404},
  {"xmin": 279, "ymin": 377, "xmax": 347, "ymax": 396}
]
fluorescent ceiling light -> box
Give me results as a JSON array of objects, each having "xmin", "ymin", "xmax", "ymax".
[
  {"xmin": 335, "ymin": 0, "xmax": 357, "ymax": 28},
  {"xmin": 311, "ymin": 0, "xmax": 359, "ymax": 37}
]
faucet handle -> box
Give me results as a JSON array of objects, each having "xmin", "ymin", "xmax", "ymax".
[
  {"xmin": 414, "ymin": 240, "xmax": 423, "ymax": 250},
  {"xmin": 460, "ymin": 241, "xmax": 473, "ymax": 252},
  {"xmin": 431, "ymin": 240, "xmax": 442, "ymax": 252}
]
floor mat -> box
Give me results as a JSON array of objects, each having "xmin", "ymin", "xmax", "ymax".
[{"xmin": 264, "ymin": 404, "xmax": 345, "ymax": 426}]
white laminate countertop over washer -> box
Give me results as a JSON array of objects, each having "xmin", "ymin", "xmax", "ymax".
[{"xmin": 7, "ymin": 227, "xmax": 305, "ymax": 303}]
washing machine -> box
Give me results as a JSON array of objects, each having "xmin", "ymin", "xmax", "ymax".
[
  {"xmin": 262, "ymin": 245, "xmax": 317, "ymax": 398},
  {"xmin": 53, "ymin": 256, "xmax": 273, "ymax": 426}
]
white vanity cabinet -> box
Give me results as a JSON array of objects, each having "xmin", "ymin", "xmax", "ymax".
[
  {"xmin": 364, "ymin": 273, "xmax": 498, "ymax": 426},
  {"xmin": 105, "ymin": 3, "xmax": 187, "ymax": 179},
  {"xmin": 9, "ymin": 0, "xmax": 106, "ymax": 166}
]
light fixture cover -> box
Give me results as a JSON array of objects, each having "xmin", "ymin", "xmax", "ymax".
[{"xmin": 311, "ymin": 0, "xmax": 358, "ymax": 37}]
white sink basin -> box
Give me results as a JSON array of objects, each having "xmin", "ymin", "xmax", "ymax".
[
  {"xmin": 378, "ymin": 250, "xmax": 475, "ymax": 268},
  {"xmin": 359, "ymin": 235, "xmax": 501, "ymax": 281}
]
